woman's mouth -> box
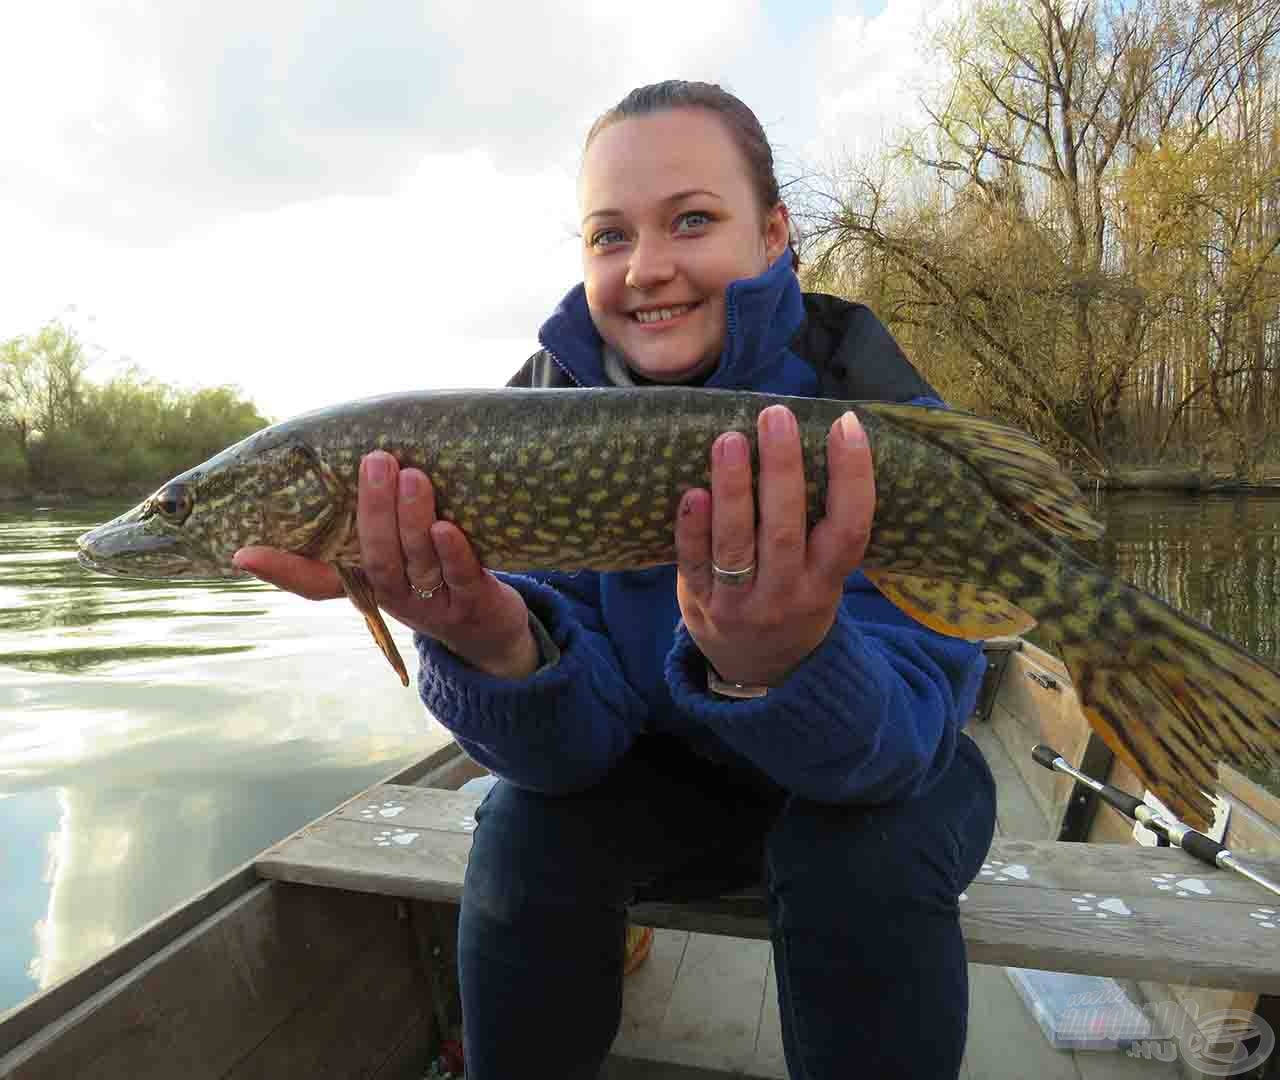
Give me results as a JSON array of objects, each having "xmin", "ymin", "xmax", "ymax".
[{"xmin": 632, "ymin": 301, "xmax": 700, "ymax": 325}]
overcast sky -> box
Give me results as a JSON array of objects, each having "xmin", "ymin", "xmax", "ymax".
[{"xmin": 0, "ymin": 0, "xmax": 949, "ymax": 421}]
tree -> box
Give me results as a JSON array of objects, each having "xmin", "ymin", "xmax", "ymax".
[{"xmin": 799, "ymin": 0, "xmax": 1280, "ymax": 476}]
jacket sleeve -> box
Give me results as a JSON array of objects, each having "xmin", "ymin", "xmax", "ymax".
[
  {"xmin": 665, "ymin": 392, "xmax": 984, "ymax": 805},
  {"xmin": 665, "ymin": 576, "xmax": 986, "ymax": 805},
  {"xmin": 414, "ymin": 570, "xmax": 649, "ymax": 793}
]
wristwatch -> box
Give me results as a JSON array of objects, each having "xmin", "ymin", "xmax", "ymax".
[{"xmin": 706, "ymin": 661, "xmax": 770, "ymax": 700}]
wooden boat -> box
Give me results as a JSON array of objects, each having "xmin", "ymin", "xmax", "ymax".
[{"xmin": 2, "ymin": 638, "xmax": 1278, "ymax": 1079}]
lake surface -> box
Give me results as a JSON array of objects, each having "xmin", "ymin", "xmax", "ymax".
[
  {"xmin": 0, "ymin": 498, "xmax": 449, "ymax": 1018},
  {"xmin": 2, "ymin": 491, "xmax": 1279, "ymax": 1019}
]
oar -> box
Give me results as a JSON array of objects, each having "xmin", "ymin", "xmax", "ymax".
[{"xmin": 1031, "ymin": 743, "xmax": 1280, "ymax": 901}]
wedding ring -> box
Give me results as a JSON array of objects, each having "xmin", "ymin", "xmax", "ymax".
[
  {"xmin": 410, "ymin": 576, "xmax": 446, "ymax": 601},
  {"xmin": 711, "ymin": 561, "xmax": 756, "ymax": 585}
]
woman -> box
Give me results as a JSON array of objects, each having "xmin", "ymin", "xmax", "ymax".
[{"xmin": 236, "ymin": 81, "xmax": 998, "ymax": 1080}]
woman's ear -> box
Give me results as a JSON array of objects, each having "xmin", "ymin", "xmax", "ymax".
[{"xmin": 764, "ymin": 203, "xmax": 791, "ymax": 263}]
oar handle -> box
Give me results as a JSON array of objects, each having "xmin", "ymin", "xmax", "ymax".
[
  {"xmin": 1032, "ymin": 743, "xmax": 1146, "ymax": 817},
  {"xmin": 1032, "ymin": 743, "xmax": 1229, "ymax": 867}
]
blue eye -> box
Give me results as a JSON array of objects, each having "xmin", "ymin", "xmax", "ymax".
[
  {"xmin": 590, "ymin": 228, "xmax": 626, "ymax": 249},
  {"xmin": 675, "ymin": 211, "xmax": 712, "ymax": 232}
]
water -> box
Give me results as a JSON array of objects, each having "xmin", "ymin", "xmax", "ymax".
[
  {"xmin": 0, "ymin": 498, "xmax": 450, "ymax": 1017},
  {"xmin": 2, "ymin": 491, "xmax": 1280, "ymax": 1019}
]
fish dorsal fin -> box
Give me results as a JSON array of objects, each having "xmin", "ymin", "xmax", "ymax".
[{"xmin": 859, "ymin": 404, "xmax": 1103, "ymax": 542}]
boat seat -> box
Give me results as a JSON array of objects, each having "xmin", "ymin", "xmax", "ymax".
[{"xmin": 255, "ymin": 782, "xmax": 1280, "ymax": 994}]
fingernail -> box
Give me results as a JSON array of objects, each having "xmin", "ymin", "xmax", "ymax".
[
  {"xmin": 719, "ymin": 432, "xmax": 748, "ymax": 466},
  {"xmin": 398, "ymin": 471, "xmax": 419, "ymax": 503},
  {"xmin": 764, "ymin": 405, "xmax": 794, "ymax": 438},
  {"xmin": 365, "ymin": 453, "xmax": 387, "ymax": 487},
  {"xmin": 840, "ymin": 411, "xmax": 867, "ymax": 448}
]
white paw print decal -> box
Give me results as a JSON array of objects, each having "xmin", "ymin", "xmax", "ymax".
[
  {"xmin": 1151, "ymin": 872, "xmax": 1212, "ymax": 897},
  {"xmin": 1072, "ymin": 892, "xmax": 1132, "ymax": 918},
  {"xmin": 458, "ymin": 815, "xmax": 477, "ymax": 833},
  {"xmin": 958, "ymin": 891, "xmax": 967, "ymax": 901},
  {"xmin": 979, "ymin": 859, "xmax": 1030, "ymax": 882},
  {"xmin": 1249, "ymin": 908, "xmax": 1278, "ymax": 929},
  {"xmin": 360, "ymin": 800, "xmax": 406, "ymax": 820},
  {"xmin": 374, "ymin": 828, "xmax": 420, "ymax": 847}
]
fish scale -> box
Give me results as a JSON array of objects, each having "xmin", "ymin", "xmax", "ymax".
[{"xmin": 76, "ymin": 386, "xmax": 1280, "ymax": 830}]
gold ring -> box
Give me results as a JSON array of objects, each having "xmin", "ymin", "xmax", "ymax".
[{"xmin": 711, "ymin": 561, "xmax": 756, "ymax": 585}]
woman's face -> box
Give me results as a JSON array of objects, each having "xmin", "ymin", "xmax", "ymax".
[{"xmin": 578, "ymin": 108, "xmax": 790, "ymax": 383}]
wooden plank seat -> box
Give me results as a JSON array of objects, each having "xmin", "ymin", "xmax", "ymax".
[{"xmin": 255, "ymin": 782, "xmax": 1280, "ymax": 995}]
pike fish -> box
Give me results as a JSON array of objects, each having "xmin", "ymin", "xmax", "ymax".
[{"xmin": 77, "ymin": 387, "xmax": 1280, "ymax": 828}]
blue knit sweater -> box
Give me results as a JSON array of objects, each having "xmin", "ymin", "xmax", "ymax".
[{"xmin": 414, "ymin": 255, "xmax": 987, "ymax": 804}]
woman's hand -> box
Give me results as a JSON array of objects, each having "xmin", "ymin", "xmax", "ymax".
[
  {"xmin": 233, "ymin": 451, "xmax": 539, "ymax": 680},
  {"xmin": 675, "ymin": 405, "xmax": 875, "ymax": 688}
]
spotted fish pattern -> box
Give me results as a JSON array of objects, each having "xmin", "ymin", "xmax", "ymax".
[{"xmin": 76, "ymin": 387, "xmax": 1280, "ymax": 828}]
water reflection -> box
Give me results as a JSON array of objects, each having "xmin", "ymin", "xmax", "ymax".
[
  {"xmin": 3, "ymin": 492, "xmax": 1280, "ymax": 1019},
  {"xmin": 0, "ymin": 499, "xmax": 448, "ymax": 1017},
  {"xmin": 1073, "ymin": 492, "xmax": 1280, "ymax": 667}
]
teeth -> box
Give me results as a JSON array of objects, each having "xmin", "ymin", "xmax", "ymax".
[{"xmin": 634, "ymin": 304, "xmax": 691, "ymax": 324}]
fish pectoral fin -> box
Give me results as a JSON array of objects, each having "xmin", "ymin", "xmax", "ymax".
[
  {"xmin": 336, "ymin": 564, "xmax": 409, "ymax": 687},
  {"xmin": 862, "ymin": 569, "xmax": 1038, "ymax": 640}
]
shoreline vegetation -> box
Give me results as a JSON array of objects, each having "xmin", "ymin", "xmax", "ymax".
[
  {"xmin": 1, "ymin": 323, "xmax": 269, "ymax": 505},
  {"xmin": 4, "ymin": 318, "xmax": 1280, "ymax": 503}
]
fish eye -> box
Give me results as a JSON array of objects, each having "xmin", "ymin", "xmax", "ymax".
[{"xmin": 154, "ymin": 483, "xmax": 194, "ymax": 524}]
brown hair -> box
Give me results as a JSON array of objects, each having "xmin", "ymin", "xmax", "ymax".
[{"xmin": 585, "ymin": 81, "xmax": 798, "ymax": 269}]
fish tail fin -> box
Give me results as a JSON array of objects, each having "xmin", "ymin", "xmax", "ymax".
[{"xmin": 1050, "ymin": 559, "xmax": 1280, "ymax": 830}]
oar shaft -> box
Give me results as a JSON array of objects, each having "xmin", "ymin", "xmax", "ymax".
[{"xmin": 1031, "ymin": 743, "xmax": 1280, "ymax": 901}]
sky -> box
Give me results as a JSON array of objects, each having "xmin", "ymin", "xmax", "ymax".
[{"xmin": 0, "ymin": 0, "xmax": 953, "ymax": 422}]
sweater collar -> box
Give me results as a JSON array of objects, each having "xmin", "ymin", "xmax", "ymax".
[{"xmin": 537, "ymin": 252, "xmax": 804, "ymax": 390}]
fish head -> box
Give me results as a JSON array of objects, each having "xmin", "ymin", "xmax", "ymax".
[{"xmin": 77, "ymin": 431, "xmax": 350, "ymax": 580}]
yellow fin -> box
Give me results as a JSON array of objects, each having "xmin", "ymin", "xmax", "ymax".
[
  {"xmin": 336, "ymin": 563, "xmax": 409, "ymax": 687},
  {"xmin": 858, "ymin": 403, "xmax": 1103, "ymax": 542},
  {"xmin": 863, "ymin": 569, "xmax": 1038, "ymax": 640}
]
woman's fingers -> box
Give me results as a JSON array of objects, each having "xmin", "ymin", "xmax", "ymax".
[
  {"xmin": 397, "ymin": 469, "xmax": 445, "ymax": 600},
  {"xmin": 674, "ymin": 488, "xmax": 713, "ymax": 601},
  {"xmin": 808, "ymin": 411, "xmax": 875, "ymax": 580},
  {"xmin": 710, "ymin": 431, "xmax": 756, "ymax": 589},
  {"xmin": 755, "ymin": 405, "xmax": 806, "ymax": 586},
  {"xmin": 358, "ymin": 451, "xmax": 410, "ymax": 599},
  {"xmin": 232, "ymin": 546, "xmax": 344, "ymax": 600}
]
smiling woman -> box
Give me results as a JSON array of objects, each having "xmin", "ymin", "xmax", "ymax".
[
  {"xmin": 232, "ymin": 80, "xmax": 997, "ymax": 1080},
  {"xmin": 578, "ymin": 104, "xmax": 791, "ymax": 383}
]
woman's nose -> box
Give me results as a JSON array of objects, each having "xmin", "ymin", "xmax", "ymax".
[{"xmin": 625, "ymin": 235, "xmax": 676, "ymax": 290}]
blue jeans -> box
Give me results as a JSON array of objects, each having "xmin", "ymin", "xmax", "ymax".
[{"xmin": 458, "ymin": 730, "xmax": 997, "ymax": 1079}]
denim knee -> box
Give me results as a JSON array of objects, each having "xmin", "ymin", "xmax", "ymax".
[
  {"xmin": 765, "ymin": 735, "xmax": 997, "ymax": 930},
  {"xmin": 463, "ymin": 779, "xmax": 631, "ymax": 926}
]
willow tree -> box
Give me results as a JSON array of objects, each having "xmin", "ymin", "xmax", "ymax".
[{"xmin": 802, "ymin": 0, "xmax": 1280, "ymax": 473}]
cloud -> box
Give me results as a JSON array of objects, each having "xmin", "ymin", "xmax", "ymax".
[
  {"xmin": 5, "ymin": 0, "xmax": 968, "ymax": 421},
  {"xmin": 0, "ymin": 0, "xmax": 764, "ymax": 241},
  {"xmin": 812, "ymin": 0, "xmax": 959, "ymax": 165}
]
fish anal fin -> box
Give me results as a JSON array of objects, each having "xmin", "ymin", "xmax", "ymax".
[
  {"xmin": 336, "ymin": 564, "xmax": 409, "ymax": 687},
  {"xmin": 863, "ymin": 568, "xmax": 1037, "ymax": 640}
]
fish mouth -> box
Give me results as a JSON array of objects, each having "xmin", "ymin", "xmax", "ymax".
[{"xmin": 76, "ymin": 522, "xmax": 196, "ymax": 578}]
